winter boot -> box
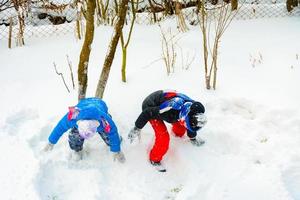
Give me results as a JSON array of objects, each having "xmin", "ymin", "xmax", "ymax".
[{"xmin": 150, "ymin": 160, "xmax": 167, "ymax": 172}]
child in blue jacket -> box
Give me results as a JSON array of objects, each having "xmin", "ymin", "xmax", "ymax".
[{"xmin": 43, "ymin": 97, "xmax": 125, "ymax": 163}]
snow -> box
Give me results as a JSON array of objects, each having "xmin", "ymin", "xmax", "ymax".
[{"xmin": 1, "ymin": 17, "xmax": 300, "ymax": 200}]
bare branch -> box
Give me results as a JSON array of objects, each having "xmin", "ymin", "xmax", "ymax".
[
  {"xmin": 198, "ymin": 0, "xmax": 241, "ymax": 89},
  {"xmin": 180, "ymin": 46, "xmax": 195, "ymax": 70},
  {"xmin": 141, "ymin": 58, "xmax": 163, "ymax": 69},
  {"xmin": 0, "ymin": 0, "xmax": 13, "ymax": 12},
  {"xmin": 158, "ymin": 23, "xmax": 181, "ymax": 75},
  {"xmin": 53, "ymin": 62, "xmax": 70, "ymax": 93}
]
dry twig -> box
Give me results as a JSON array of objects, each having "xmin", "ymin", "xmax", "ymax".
[
  {"xmin": 53, "ymin": 62, "xmax": 70, "ymax": 93},
  {"xmin": 66, "ymin": 55, "xmax": 75, "ymax": 89}
]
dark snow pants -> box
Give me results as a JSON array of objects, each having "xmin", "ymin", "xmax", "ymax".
[
  {"xmin": 68, "ymin": 128, "xmax": 84, "ymax": 152},
  {"xmin": 149, "ymin": 120, "xmax": 186, "ymax": 162}
]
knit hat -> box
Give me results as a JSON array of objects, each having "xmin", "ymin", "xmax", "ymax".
[
  {"xmin": 188, "ymin": 102, "xmax": 206, "ymax": 131},
  {"xmin": 188, "ymin": 102, "xmax": 205, "ymax": 116}
]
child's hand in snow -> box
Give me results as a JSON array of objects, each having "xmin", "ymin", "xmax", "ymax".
[
  {"xmin": 128, "ymin": 127, "xmax": 141, "ymax": 143},
  {"xmin": 43, "ymin": 142, "xmax": 54, "ymax": 152},
  {"xmin": 190, "ymin": 138, "xmax": 205, "ymax": 147},
  {"xmin": 113, "ymin": 151, "xmax": 126, "ymax": 163}
]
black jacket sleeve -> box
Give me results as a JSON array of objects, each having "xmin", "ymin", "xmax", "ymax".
[
  {"xmin": 134, "ymin": 90, "xmax": 164, "ymax": 129},
  {"xmin": 135, "ymin": 106, "xmax": 161, "ymax": 129}
]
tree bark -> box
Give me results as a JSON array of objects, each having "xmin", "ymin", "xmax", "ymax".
[
  {"xmin": 95, "ymin": 0, "xmax": 129, "ymax": 98},
  {"xmin": 120, "ymin": 0, "xmax": 138, "ymax": 82},
  {"xmin": 76, "ymin": 8, "xmax": 82, "ymax": 40},
  {"xmin": 212, "ymin": 40, "xmax": 219, "ymax": 90},
  {"xmin": 121, "ymin": 45, "xmax": 127, "ymax": 82},
  {"xmin": 199, "ymin": 0, "xmax": 210, "ymax": 89},
  {"xmin": 286, "ymin": 0, "xmax": 299, "ymax": 12},
  {"xmin": 8, "ymin": 17, "xmax": 12, "ymax": 48},
  {"xmin": 231, "ymin": 0, "xmax": 238, "ymax": 11},
  {"xmin": 77, "ymin": 0, "xmax": 96, "ymax": 100},
  {"xmin": 11, "ymin": 0, "xmax": 27, "ymax": 46}
]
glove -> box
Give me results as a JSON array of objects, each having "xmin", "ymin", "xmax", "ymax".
[
  {"xmin": 43, "ymin": 142, "xmax": 54, "ymax": 152},
  {"xmin": 128, "ymin": 127, "xmax": 141, "ymax": 143},
  {"xmin": 113, "ymin": 151, "xmax": 126, "ymax": 163},
  {"xmin": 190, "ymin": 138, "xmax": 205, "ymax": 147}
]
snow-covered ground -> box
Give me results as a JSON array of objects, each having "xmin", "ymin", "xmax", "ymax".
[{"xmin": 0, "ymin": 17, "xmax": 300, "ymax": 200}]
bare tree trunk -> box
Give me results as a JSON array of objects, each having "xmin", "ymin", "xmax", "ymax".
[
  {"xmin": 8, "ymin": 17, "xmax": 12, "ymax": 48},
  {"xmin": 120, "ymin": 0, "xmax": 138, "ymax": 82},
  {"xmin": 175, "ymin": 0, "xmax": 189, "ymax": 32},
  {"xmin": 199, "ymin": 0, "xmax": 239, "ymax": 90},
  {"xmin": 203, "ymin": 27, "xmax": 210, "ymax": 89},
  {"xmin": 198, "ymin": 0, "xmax": 210, "ymax": 89},
  {"xmin": 11, "ymin": 0, "xmax": 27, "ymax": 46},
  {"xmin": 95, "ymin": 0, "xmax": 129, "ymax": 98},
  {"xmin": 77, "ymin": 0, "xmax": 96, "ymax": 100},
  {"xmin": 17, "ymin": 14, "xmax": 25, "ymax": 45},
  {"xmin": 148, "ymin": 0, "xmax": 157, "ymax": 22},
  {"xmin": 286, "ymin": 0, "xmax": 298, "ymax": 12},
  {"xmin": 231, "ymin": 0, "xmax": 238, "ymax": 10},
  {"xmin": 163, "ymin": 0, "xmax": 174, "ymax": 15},
  {"xmin": 121, "ymin": 41, "xmax": 127, "ymax": 82},
  {"xmin": 212, "ymin": 40, "xmax": 219, "ymax": 89},
  {"xmin": 76, "ymin": 8, "xmax": 82, "ymax": 40}
]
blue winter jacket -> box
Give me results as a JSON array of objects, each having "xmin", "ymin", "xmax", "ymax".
[{"xmin": 48, "ymin": 97, "xmax": 121, "ymax": 152}]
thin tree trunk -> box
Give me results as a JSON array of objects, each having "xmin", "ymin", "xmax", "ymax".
[
  {"xmin": 199, "ymin": 0, "xmax": 210, "ymax": 89},
  {"xmin": 95, "ymin": 0, "xmax": 129, "ymax": 98},
  {"xmin": 17, "ymin": 12, "xmax": 25, "ymax": 46},
  {"xmin": 120, "ymin": 0, "xmax": 138, "ymax": 82},
  {"xmin": 175, "ymin": 1, "xmax": 188, "ymax": 32},
  {"xmin": 8, "ymin": 17, "xmax": 12, "ymax": 48},
  {"xmin": 212, "ymin": 40, "xmax": 219, "ymax": 89},
  {"xmin": 203, "ymin": 29, "xmax": 209, "ymax": 89},
  {"xmin": 148, "ymin": 0, "xmax": 157, "ymax": 22},
  {"xmin": 121, "ymin": 45, "xmax": 127, "ymax": 82},
  {"xmin": 231, "ymin": 0, "xmax": 238, "ymax": 10},
  {"xmin": 76, "ymin": 10, "xmax": 82, "ymax": 40},
  {"xmin": 11, "ymin": 0, "xmax": 26, "ymax": 46},
  {"xmin": 120, "ymin": 31, "xmax": 127, "ymax": 82},
  {"xmin": 77, "ymin": 0, "xmax": 96, "ymax": 100}
]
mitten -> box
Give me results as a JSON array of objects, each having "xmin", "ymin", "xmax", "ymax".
[
  {"xmin": 190, "ymin": 138, "xmax": 205, "ymax": 147},
  {"xmin": 128, "ymin": 127, "xmax": 141, "ymax": 143},
  {"xmin": 43, "ymin": 142, "xmax": 54, "ymax": 152},
  {"xmin": 113, "ymin": 151, "xmax": 126, "ymax": 163}
]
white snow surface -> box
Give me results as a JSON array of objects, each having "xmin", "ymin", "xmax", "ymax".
[{"xmin": 1, "ymin": 17, "xmax": 300, "ymax": 200}]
